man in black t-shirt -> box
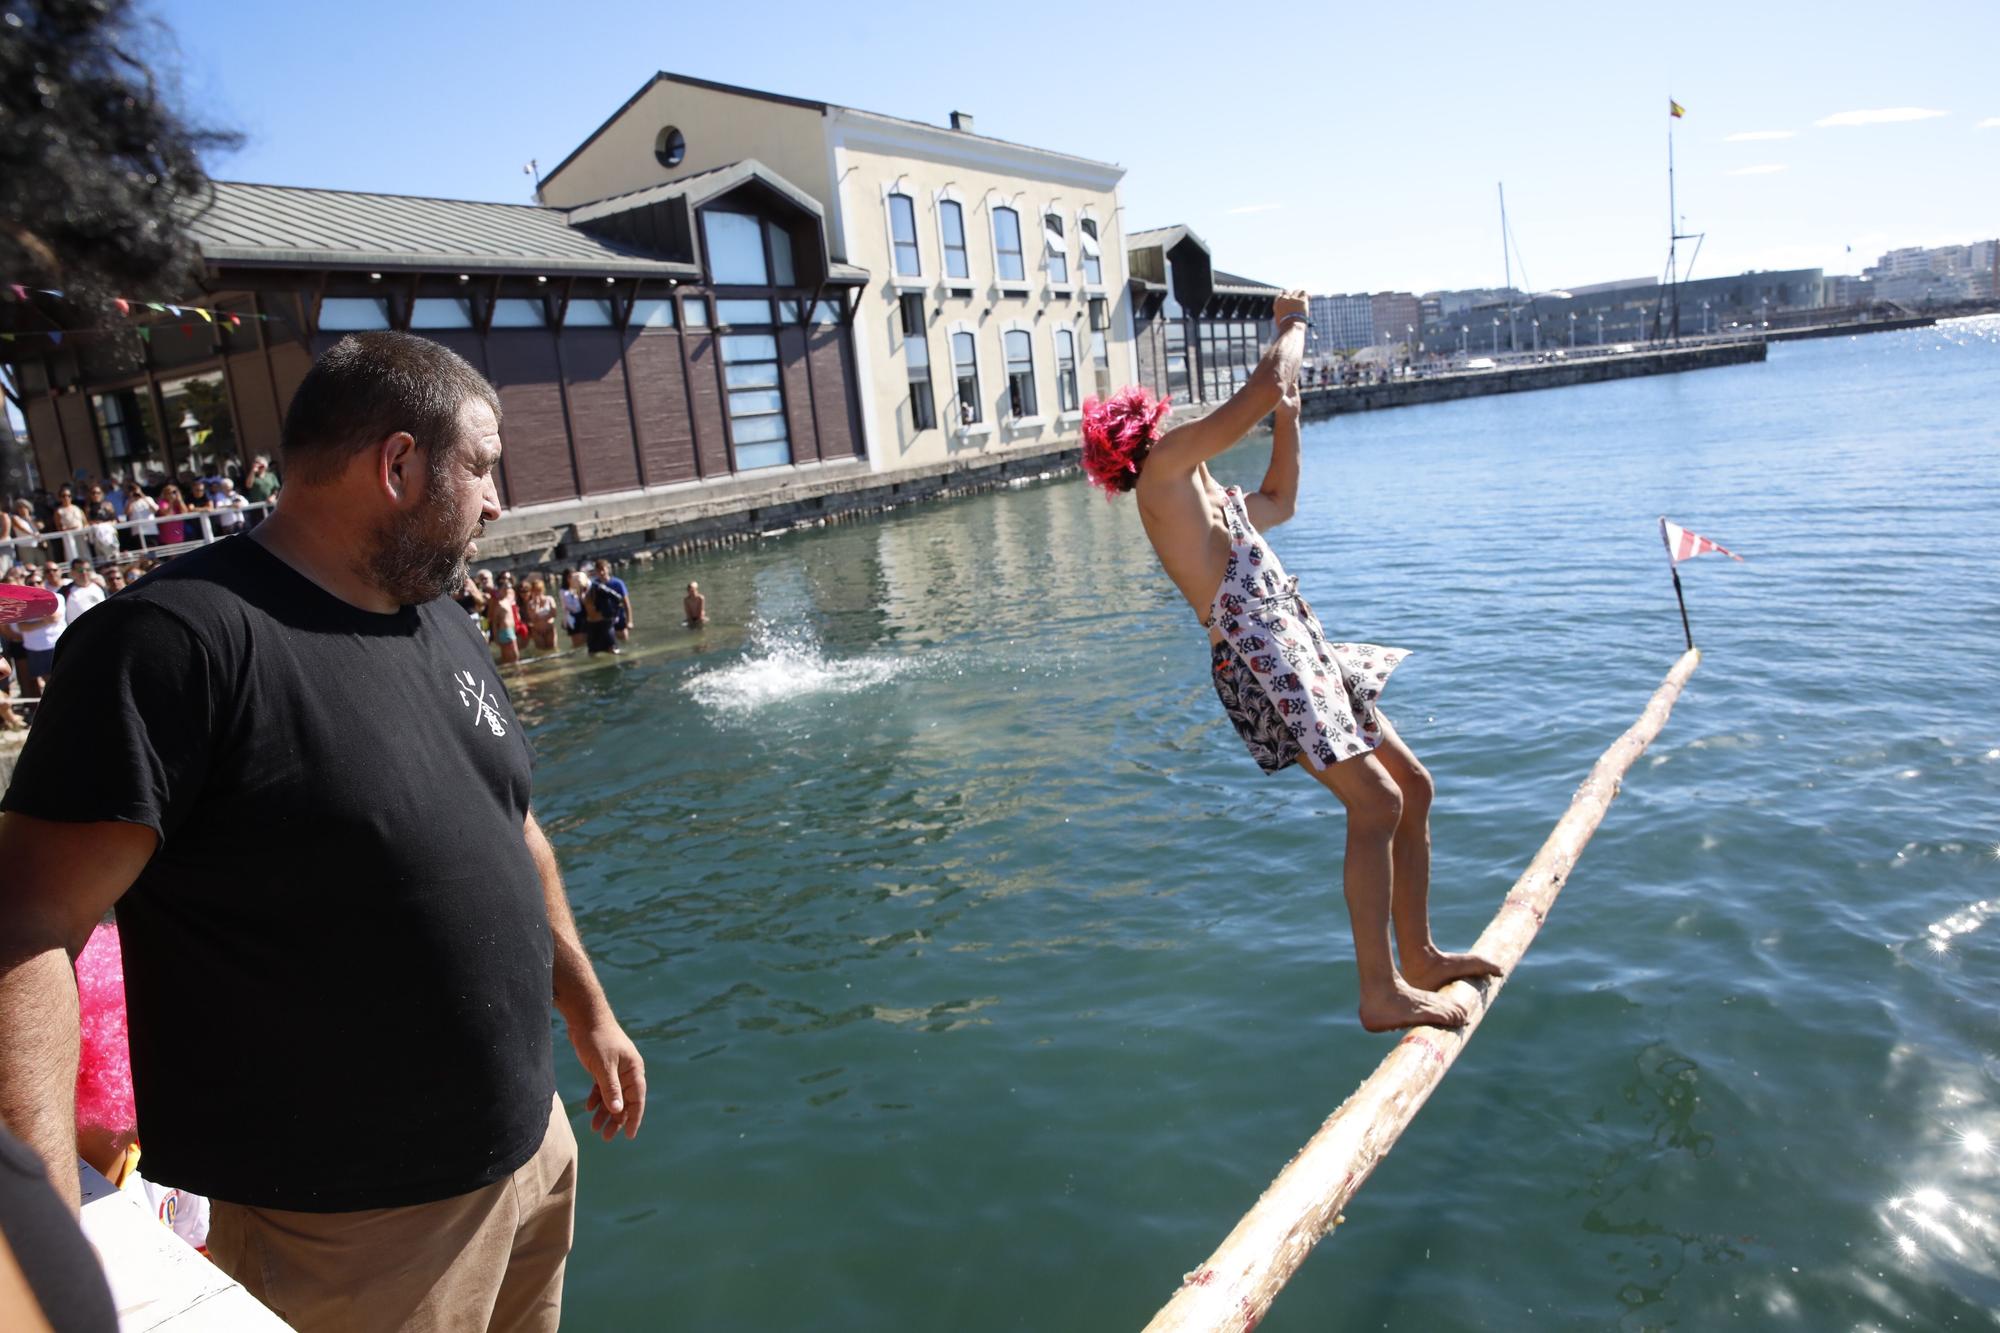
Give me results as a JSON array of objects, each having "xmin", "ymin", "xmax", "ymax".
[{"xmin": 0, "ymin": 333, "xmax": 647, "ymax": 1333}]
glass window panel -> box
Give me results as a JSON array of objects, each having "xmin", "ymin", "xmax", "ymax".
[
  {"xmin": 489, "ymin": 298, "xmax": 545, "ymax": 328},
  {"xmin": 566, "ymin": 299, "xmax": 614, "ymax": 327},
  {"xmin": 632, "ymin": 299, "xmax": 676, "ymax": 328},
  {"xmin": 767, "ymin": 222, "xmax": 796, "ymax": 286},
  {"xmin": 734, "ymin": 439, "xmax": 790, "ymax": 470},
  {"xmin": 729, "ymin": 388, "xmax": 785, "ymax": 416},
  {"xmin": 1082, "ymin": 250, "xmax": 1102, "ymax": 284},
  {"xmin": 683, "ymin": 298, "xmax": 709, "ymax": 329},
  {"xmin": 993, "ymin": 208, "xmax": 1024, "ymax": 283},
  {"xmin": 1004, "ymin": 330, "xmax": 1032, "ymax": 367},
  {"xmin": 318, "ymin": 297, "xmax": 390, "ymax": 330},
  {"xmin": 730, "ymin": 414, "xmax": 788, "ymax": 444},
  {"xmin": 720, "ymin": 334, "xmax": 778, "ymax": 361},
  {"xmin": 158, "ymin": 370, "xmax": 237, "ymax": 478},
  {"xmin": 703, "ymin": 211, "xmax": 768, "ymax": 285},
  {"xmin": 812, "ymin": 300, "xmax": 842, "ymax": 324},
  {"xmin": 778, "ymin": 300, "xmax": 804, "ymax": 323},
  {"xmin": 725, "ymin": 362, "xmax": 781, "ymax": 389},
  {"xmin": 409, "ymin": 297, "xmax": 473, "ymax": 329},
  {"xmin": 717, "ymin": 299, "xmax": 774, "ymax": 327},
  {"xmin": 906, "ymin": 334, "xmax": 929, "ymax": 373},
  {"xmin": 889, "ymin": 194, "xmax": 920, "ymax": 277},
  {"xmin": 941, "ymin": 201, "xmax": 969, "ymax": 279}
]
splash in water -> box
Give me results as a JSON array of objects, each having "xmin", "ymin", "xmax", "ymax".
[{"xmin": 682, "ymin": 622, "xmax": 913, "ymax": 716}]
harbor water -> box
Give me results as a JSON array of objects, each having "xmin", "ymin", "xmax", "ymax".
[{"xmin": 512, "ymin": 319, "xmax": 2000, "ymax": 1329}]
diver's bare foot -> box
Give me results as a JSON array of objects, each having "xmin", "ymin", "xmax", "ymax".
[
  {"xmin": 1358, "ymin": 981, "xmax": 1470, "ymax": 1033},
  {"xmin": 1399, "ymin": 947, "xmax": 1504, "ymax": 993}
]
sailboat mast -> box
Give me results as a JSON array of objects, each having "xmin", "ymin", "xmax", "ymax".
[
  {"xmin": 1499, "ymin": 182, "xmax": 1515, "ymax": 353},
  {"xmin": 1667, "ymin": 116, "xmax": 1680, "ymax": 343}
]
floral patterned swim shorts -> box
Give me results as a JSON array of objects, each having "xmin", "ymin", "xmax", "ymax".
[{"xmin": 1211, "ymin": 638, "xmax": 1311, "ymax": 774}]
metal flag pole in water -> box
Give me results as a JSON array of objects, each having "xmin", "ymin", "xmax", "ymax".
[{"xmin": 1141, "ymin": 648, "xmax": 1703, "ymax": 1333}]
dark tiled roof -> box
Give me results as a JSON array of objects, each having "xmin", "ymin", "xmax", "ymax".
[
  {"xmin": 1212, "ymin": 269, "xmax": 1282, "ymax": 293},
  {"xmin": 188, "ymin": 181, "xmax": 697, "ymax": 277}
]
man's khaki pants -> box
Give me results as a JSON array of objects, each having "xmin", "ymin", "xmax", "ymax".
[{"xmin": 207, "ymin": 1096, "xmax": 577, "ymax": 1333}]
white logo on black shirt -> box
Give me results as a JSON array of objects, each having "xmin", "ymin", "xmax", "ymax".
[{"xmin": 454, "ymin": 670, "xmax": 508, "ymax": 737}]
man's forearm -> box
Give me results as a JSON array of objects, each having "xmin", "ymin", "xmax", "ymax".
[
  {"xmin": 524, "ymin": 813, "xmax": 610, "ymax": 1025},
  {"xmin": 0, "ymin": 951, "xmax": 83, "ymax": 1212}
]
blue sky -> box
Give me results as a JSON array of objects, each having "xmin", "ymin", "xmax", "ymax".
[{"xmin": 145, "ymin": 0, "xmax": 2000, "ymax": 295}]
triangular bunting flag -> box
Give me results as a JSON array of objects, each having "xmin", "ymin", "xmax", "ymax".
[
  {"xmin": 7, "ymin": 285, "xmax": 25, "ymax": 301},
  {"xmin": 195, "ymin": 308, "xmax": 212, "ymax": 323},
  {"xmin": 48, "ymin": 331, "xmax": 62, "ymax": 345},
  {"xmin": 147, "ymin": 302, "xmax": 166, "ymax": 312},
  {"xmin": 115, "ymin": 298, "xmax": 130, "ymax": 316},
  {"xmin": 137, "ymin": 326, "xmax": 151, "ymax": 343},
  {"xmin": 1659, "ymin": 517, "xmax": 1742, "ymax": 564}
]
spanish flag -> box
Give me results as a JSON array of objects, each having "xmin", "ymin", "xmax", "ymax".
[{"xmin": 1669, "ymin": 99, "xmax": 1686, "ymax": 119}]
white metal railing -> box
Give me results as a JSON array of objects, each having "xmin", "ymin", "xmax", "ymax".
[{"xmin": 0, "ymin": 500, "xmax": 276, "ymax": 566}]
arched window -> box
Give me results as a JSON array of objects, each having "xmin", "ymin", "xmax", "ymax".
[
  {"xmin": 939, "ymin": 199, "xmax": 970, "ymax": 281},
  {"xmin": 951, "ymin": 331, "xmax": 982, "ymax": 426},
  {"xmin": 1079, "ymin": 217, "xmax": 1103, "ymax": 285},
  {"xmin": 1043, "ymin": 211, "xmax": 1068, "ymax": 286},
  {"xmin": 1054, "ymin": 328, "xmax": 1079, "ymax": 412},
  {"xmin": 992, "ymin": 207, "xmax": 1025, "ymax": 284},
  {"xmin": 888, "ymin": 192, "xmax": 920, "ymax": 278},
  {"xmin": 1004, "ymin": 329, "xmax": 1037, "ymax": 418}
]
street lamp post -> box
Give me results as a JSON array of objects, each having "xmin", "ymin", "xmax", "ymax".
[
  {"xmin": 1596, "ymin": 312, "xmax": 1604, "ymax": 345},
  {"xmin": 1459, "ymin": 324, "xmax": 1468, "ymax": 355},
  {"xmin": 1568, "ymin": 311, "xmax": 1577, "ymax": 348},
  {"xmin": 1531, "ymin": 318, "xmax": 1539, "ymax": 352},
  {"xmin": 1701, "ymin": 299, "xmax": 1711, "ymax": 336}
]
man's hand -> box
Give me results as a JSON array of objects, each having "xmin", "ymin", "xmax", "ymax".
[
  {"xmin": 1274, "ymin": 287, "xmax": 1309, "ymax": 324},
  {"xmin": 568, "ymin": 1012, "xmax": 646, "ymax": 1142}
]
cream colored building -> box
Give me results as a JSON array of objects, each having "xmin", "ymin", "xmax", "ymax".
[{"xmin": 538, "ymin": 72, "xmax": 1136, "ymax": 472}]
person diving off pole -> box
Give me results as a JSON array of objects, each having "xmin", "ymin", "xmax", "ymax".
[{"xmin": 1081, "ymin": 289, "xmax": 1501, "ymax": 1032}]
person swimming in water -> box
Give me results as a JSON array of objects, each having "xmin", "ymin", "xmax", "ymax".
[{"xmin": 1082, "ymin": 288, "xmax": 1501, "ymax": 1033}]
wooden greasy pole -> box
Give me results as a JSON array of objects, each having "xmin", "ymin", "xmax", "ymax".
[{"xmin": 1144, "ymin": 648, "xmax": 1702, "ymax": 1333}]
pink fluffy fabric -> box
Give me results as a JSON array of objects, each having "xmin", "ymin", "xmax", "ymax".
[
  {"xmin": 1080, "ymin": 386, "xmax": 1172, "ymax": 495},
  {"xmin": 74, "ymin": 921, "xmax": 137, "ymax": 1135}
]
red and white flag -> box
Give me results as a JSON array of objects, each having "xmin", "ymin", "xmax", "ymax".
[{"xmin": 1659, "ymin": 517, "xmax": 1742, "ymax": 565}]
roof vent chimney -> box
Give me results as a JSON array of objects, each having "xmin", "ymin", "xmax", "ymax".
[{"xmin": 950, "ymin": 111, "xmax": 975, "ymax": 133}]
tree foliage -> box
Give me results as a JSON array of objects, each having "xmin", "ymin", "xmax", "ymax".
[{"xmin": 0, "ymin": 0, "xmax": 239, "ymax": 299}]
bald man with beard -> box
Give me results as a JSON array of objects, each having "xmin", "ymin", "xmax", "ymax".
[{"xmin": 0, "ymin": 332, "xmax": 645, "ymax": 1333}]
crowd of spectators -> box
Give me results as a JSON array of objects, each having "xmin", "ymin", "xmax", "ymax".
[
  {"xmin": 454, "ymin": 557, "xmax": 636, "ymax": 664},
  {"xmin": 1, "ymin": 455, "xmax": 281, "ymax": 571},
  {"xmin": 0, "ymin": 456, "xmax": 282, "ymax": 725}
]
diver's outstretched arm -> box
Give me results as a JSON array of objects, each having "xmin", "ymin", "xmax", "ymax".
[{"xmin": 1139, "ymin": 289, "xmax": 1309, "ymax": 486}]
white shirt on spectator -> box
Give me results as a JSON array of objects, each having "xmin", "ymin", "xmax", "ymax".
[
  {"xmin": 22, "ymin": 591, "xmax": 66, "ymax": 651},
  {"xmin": 66, "ymin": 581, "xmax": 107, "ymax": 618},
  {"xmin": 126, "ymin": 494, "xmax": 158, "ymax": 538}
]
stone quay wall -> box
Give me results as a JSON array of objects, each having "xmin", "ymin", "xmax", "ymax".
[{"xmin": 1300, "ymin": 340, "xmax": 1767, "ymax": 421}]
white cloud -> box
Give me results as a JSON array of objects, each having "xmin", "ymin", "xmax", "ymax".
[
  {"xmin": 1727, "ymin": 164, "xmax": 1790, "ymax": 176},
  {"xmin": 1724, "ymin": 130, "xmax": 1795, "ymax": 141},
  {"xmin": 1979, "ymin": 117, "xmax": 2000, "ymax": 130},
  {"xmin": 1225, "ymin": 203, "xmax": 1282, "ymax": 215},
  {"xmin": 1815, "ymin": 107, "xmax": 1949, "ymax": 127}
]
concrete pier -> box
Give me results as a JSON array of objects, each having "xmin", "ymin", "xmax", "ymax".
[{"xmin": 1300, "ymin": 339, "xmax": 1766, "ymax": 421}]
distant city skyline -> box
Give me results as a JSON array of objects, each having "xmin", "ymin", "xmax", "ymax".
[{"xmin": 81, "ymin": 1, "xmax": 2000, "ymax": 296}]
